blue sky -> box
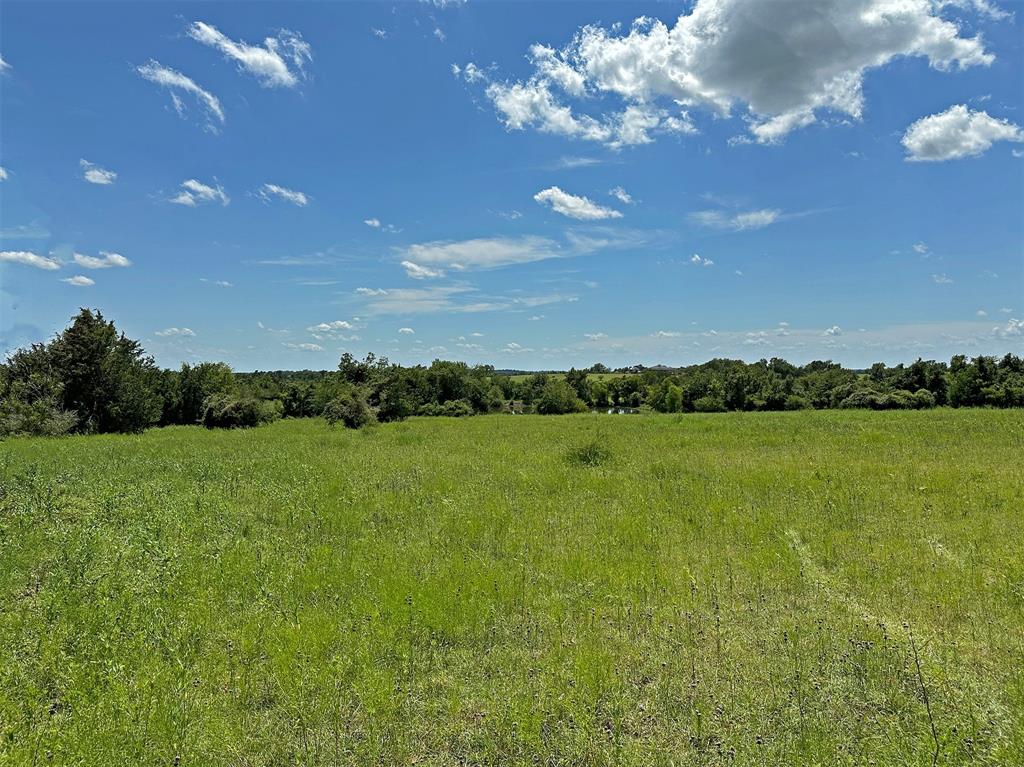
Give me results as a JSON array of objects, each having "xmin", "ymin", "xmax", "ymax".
[{"xmin": 1, "ymin": 0, "xmax": 1022, "ymax": 370}]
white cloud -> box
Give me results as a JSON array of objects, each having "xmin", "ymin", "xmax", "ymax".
[
  {"xmin": 402, "ymin": 260, "xmax": 446, "ymax": 279},
  {"xmin": 502, "ymin": 342, "xmax": 533, "ymax": 354},
  {"xmin": 137, "ymin": 60, "xmax": 225, "ymax": 130},
  {"xmin": 690, "ymin": 253, "xmax": 714, "ymax": 267},
  {"xmin": 187, "ymin": 21, "xmax": 311, "ymax": 88},
  {"xmin": 0, "ymin": 166, "xmax": 7, "ymax": 181},
  {"xmin": 61, "ymin": 275, "xmax": 95, "ymax": 287},
  {"xmin": 824, "ymin": 325, "xmax": 842, "ymax": 336},
  {"xmin": 200, "ymin": 278, "xmax": 233, "ymax": 287},
  {"xmin": 283, "ymin": 342, "xmax": 324, "ymax": 352},
  {"xmin": 690, "ymin": 208, "xmax": 781, "ymax": 231},
  {"xmin": 308, "ymin": 320, "xmax": 353, "ymax": 332},
  {"xmin": 999, "ymin": 307, "xmax": 1014, "ymax": 314},
  {"xmin": 534, "ymin": 186, "xmax": 623, "ymax": 220},
  {"xmin": 584, "ymin": 332, "xmax": 607, "ymax": 340},
  {"xmin": 80, "ymin": 159, "xmax": 116, "ymax": 185},
  {"xmin": 73, "ymin": 251, "xmax": 131, "ymax": 269},
  {"xmin": 356, "ymin": 287, "xmax": 388, "ymax": 296},
  {"xmin": 932, "ymin": 273, "xmax": 954, "ymax": 284},
  {"xmin": 913, "ymin": 241, "xmax": 930, "ymax": 254},
  {"xmin": 652, "ymin": 330, "xmax": 680, "ymax": 338},
  {"xmin": 976, "ymin": 309, "xmax": 988, "ymax": 317},
  {"xmin": 398, "ymin": 327, "xmax": 415, "ymax": 334},
  {"xmin": 364, "ymin": 218, "xmax": 382, "ymax": 228},
  {"xmin": 471, "ymin": 0, "xmax": 995, "ymax": 146},
  {"xmin": 403, "ymin": 235, "xmax": 561, "ymax": 270},
  {"xmin": 995, "ymin": 318, "xmax": 1022, "ymax": 337},
  {"xmin": 902, "ymin": 104, "xmax": 1024, "ymax": 161},
  {"xmin": 170, "ymin": 179, "xmax": 229, "ymax": 206},
  {"xmin": 0, "ymin": 55, "xmax": 10, "ymax": 74},
  {"xmin": 1, "ymin": 250, "xmax": 61, "ymax": 270},
  {"xmin": 155, "ymin": 327, "xmax": 196, "ymax": 337},
  {"xmin": 609, "ymin": 186, "xmax": 633, "ymax": 204},
  {"xmin": 528, "ymin": 315, "xmax": 544, "ymax": 321},
  {"xmin": 258, "ymin": 183, "xmax": 309, "ymax": 206}
]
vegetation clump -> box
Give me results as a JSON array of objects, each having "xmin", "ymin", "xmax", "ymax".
[
  {"xmin": 323, "ymin": 389, "xmax": 375, "ymax": 429},
  {"xmin": 565, "ymin": 438, "xmax": 613, "ymax": 467}
]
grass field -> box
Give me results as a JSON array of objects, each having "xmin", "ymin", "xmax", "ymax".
[
  {"xmin": 505, "ymin": 372, "xmax": 624, "ymax": 383},
  {"xmin": 2, "ymin": 411, "xmax": 1022, "ymax": 765}
]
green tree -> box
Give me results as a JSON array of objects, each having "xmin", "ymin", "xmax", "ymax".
[{"xmin": 47, "ymin": 309, "xmax": 161, "ymax": 433}]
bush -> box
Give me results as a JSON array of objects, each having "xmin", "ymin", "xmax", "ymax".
[
  {"xmin": 693, "ymin": 395, "xmax": 726, "ymax": 413},
  {"xmin": 839, "ymin": 390, "xmax": 883, "ymax": 409},
  {"xmin": 536, "ymin": 379, "xmax": 588, "ymax": 415},
  {"xmin": 202, "ymin": 394, "xmax": 282, "ymax": 428},
  {"xmin": 324, "ymin": 391, "xmax": 375, "ymax": 429},
  {"xmin": 912, "ymin": 389, "xmax": 937, "ymax": 409},
  {"xmin": 784, "ymin": 394, "xmax": 811, "ymax": 411},
  {"xmin": 566, "ymin": 439, "xmax": 612, "ymax": 467},
  {"xmin": 0, "ymin": 396, "xmax": 77, "ymax": 437}
]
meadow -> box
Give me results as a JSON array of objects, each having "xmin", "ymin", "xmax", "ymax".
[{"xmin": 1, "ymin": 410, "xmax": 1022, "ymax": 765}]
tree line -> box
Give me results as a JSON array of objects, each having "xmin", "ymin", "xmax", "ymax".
[{"xmin": 2, "ymin": 308, "xmax": 1022, "ymax": 437}]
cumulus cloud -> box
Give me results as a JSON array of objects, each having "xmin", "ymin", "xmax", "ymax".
[
  {"xmin": 73, "ymin": 251, "xmax": 131, "ymax": 269},
  {"xmin": 824, "ymin": 325, "xmax": 842, "ymax": 336},
  {"xmin": 0, "ymin": 166, "xmax": 8, "ymax": 181},
  {"xmin": 187, "ymin": 21, "xmax": 311, "ymax": 88},
  {"xmin": 690, "ymin": 254, "xmax": 714, "ymax": 267},
  {"xmin": 155, "ymin": 327, "xmax": 196, "ymax": 337},
  {"xmin": 0, "ymin": 55, "xmax": 10, "ymax": 74},
  {"xmin": 467, "ymin": 0, "xmax": 996, "ymax": 147},
  {"xmin": 902, "ymin": 104, "xmax": 1023, "ymax": 161},
  {"xmin": 61, "ymin": 275, "xmax": 95, "ymax": 287},
  {"xmin": 137, "ymin": 60, "xmax": 225, "ymax": 130},
  {"xmin": 995, "ymin": 318, "xmax": 1022, "ymax": 337},
  {"xmin": 170, "ymin": 179, "xmax": 230, "ymax": 206},
  {"xmin": 534, "ymin": 186, "xmax": 623, "ymax": 220},
  {"xmin": 80, "ymin": 159, "xmax": 116, "ymax": 185},
  {"xmin": 690, "ymin": 208, "xmax": 780, "ymax": 231},
  {"xmin": 402, "ymin": 260, "xmax": 446, "ymax": 279},
  {"xmin": 1, "ymin": 250, "xmax": 61, "ymax": 270},
  {"xmin": 398, "ymin": 327, "xmax": 415, "ymax": 334},
  {"xmin": 257, "ymin": 183, "xmax": 309, "ymax": 206}
]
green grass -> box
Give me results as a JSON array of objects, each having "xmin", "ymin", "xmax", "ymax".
[
  {"xmin": 1, "ymin": 410, "xmax": 1022, "ymax": 765},
  {"xmin": 506, "ymin": 372, "xmax": 624, "ymax": 383}
]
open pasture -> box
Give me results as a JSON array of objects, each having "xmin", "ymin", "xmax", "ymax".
[{"xmin": 1, "ymin": 410, "xmax": 1022, "ymax": 765}]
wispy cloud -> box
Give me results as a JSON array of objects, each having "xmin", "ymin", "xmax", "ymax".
[
  {"xmin": 1, "ymin": 250, "xmax": 61, "ymax": 270},
  {"xmin": 609, "ymin": 186, "xmax": 634, "ymax": 204},
  {"xmin": 187, "ymin": 21, "xmax": 311, "ymax": 89},
  {"xmin": 80, "ymin": 159, "xmax": 116, "ymax": 185},
  {"xmin": 155, "ymin": 327, "xmax": 196, "ymax": 337},
  {"xmin": 402, "ymin": 260, "xmax": 446, "ymax": 279},
  {"xmin": 257, "ymin": 183, "xmax": 309, "ymax": 206},
  {"xmin": 689, "ymin": 208, "xmax": 781, "ymax": 231},
  {"xmin": 283, "ymin": 341, "xmax": 324, "ymax": 352},
  {"xmin": 137, "ymin": 60, "xmax": 225, "ymax": 131},
  {"xmin": 170, "ymin": 179, "xmax": 229, "ymax": 206},
  {"xmin": 200, "ymin": 278, "xmax": 233, "ymax": 287}
]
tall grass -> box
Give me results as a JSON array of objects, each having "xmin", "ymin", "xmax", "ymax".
[{"xmin": 1, "ymin": 410, "xmax": 1021, "ymax": 765}]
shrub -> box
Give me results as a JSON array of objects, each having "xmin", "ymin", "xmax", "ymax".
[
  {"xmin": 912, "ymin": 389, "xmax": 937, "ymax": 409},
  {"xmin": 0, "ymin": 396, "xmax": 77, "ymax": 437},
  {"xmin": 324, "ymin": 391, "xmax": 375, "ymax": 429},
  {"xmin": 202, "ymin": 394, "xmax": 282, "ymax": 428},
  {"xmin": 536, "ymin": 379, "xmax": 588, "ymax": 415},
  {"xmin": 784, "ymin": 394, "xmax": 811, "ymax": 411},
  {"xmin": 566, "ymin": 439, "xmax": 612, "ymax": 467},
  {"xmin": 693, "ymin": 395, "xmax": 726, "ymax": 413},
  {"xmin": 839, "ymin": 390, "xmax": 883, "ymax": 409}
]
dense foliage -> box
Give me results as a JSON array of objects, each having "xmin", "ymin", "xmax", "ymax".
[{"xmin": 2, "ymin": 309, "xmax": 1022, "ymax": 437}]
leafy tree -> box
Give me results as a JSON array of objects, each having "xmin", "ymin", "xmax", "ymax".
[
  {"xmin": 535, "ymin": 379, "xmax": 587, "ymax": 414},
  {"xmin": 46, "ymin": 309, "xmax": 161, "ymax": 433}
]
